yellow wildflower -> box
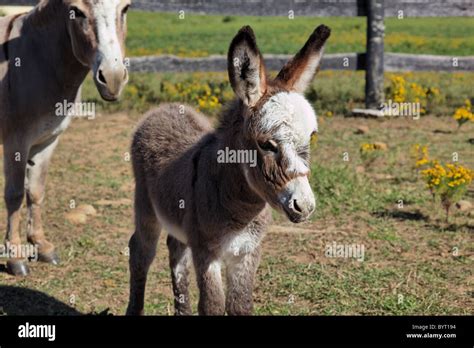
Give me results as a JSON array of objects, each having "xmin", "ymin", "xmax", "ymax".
[
  {"xmin": 452, "ymin": 99, "xmax": 473, "ymax": 128},
  {"xmin": 421, "ymin": 161, "xmax": 473, "ymax": 222}
]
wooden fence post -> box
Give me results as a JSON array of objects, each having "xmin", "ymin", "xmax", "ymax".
[{"xmin": 365, "ymin": 0, "xmax": 385, "ymax": 109}]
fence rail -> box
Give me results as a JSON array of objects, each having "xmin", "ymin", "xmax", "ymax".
[
  {"xmin": 129, "ymin": 53, "xmax": 474, "ymax": 73},
  {"xmin": 129, "ymin": 0, "xmax": 474, "ymax": 17},
  {"xmin": 2, "ymin": 0, "xmax": 474, "ymax": 17}
]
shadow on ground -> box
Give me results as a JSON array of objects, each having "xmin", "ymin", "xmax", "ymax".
[
  {"xmin": 372, "ymin": 209, "xmax": 429, "ymax": 221},
  {"xmin": 433, "ymin": 129, "xmax": 453, "ymax": 134},
  {"xmin": 0, "ymin": 285, "xmax": 82, "ymax": 315},
  {"xmin": 429, "ymin": 222, "xmax": 474, "ymax": 233}
]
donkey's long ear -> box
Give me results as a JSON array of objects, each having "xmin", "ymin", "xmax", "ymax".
[
  {"xmin": 228, "ymin": 26, "xmax": 267, "ymax": 107},
  {"xmin": 31, "ymin": 0, "xmax": 62, "ymax": 27},
  {"xmin": 275, "ymin": 25, "xmax": 331, "ymax": 93}
]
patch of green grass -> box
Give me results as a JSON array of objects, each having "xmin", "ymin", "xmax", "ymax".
[
  {"xmin": 127, "ymin": 12, "xmax": 474, "ymax": 57},
  {"xmin": 308, "ymin": 161, "xmax": 432, "ymax": 219},
  {"xmin": 310, "ymin": 164, "xmax": 369, "ymax": 217},
  {"xmin": 0, "ymin": 112, "xmax": 471, "ymax": 316},
  {"xmin": 367, "ymin": 222, "xmax": 400, "ymax": 243},
  {"xmin": 255, "ymin": 255, "xmax": 469, "ymax": 315}
]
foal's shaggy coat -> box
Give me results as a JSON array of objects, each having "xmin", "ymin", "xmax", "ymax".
[{"xmin": 127, "ymin": 25, "xmax": 331, "ymax": 315}]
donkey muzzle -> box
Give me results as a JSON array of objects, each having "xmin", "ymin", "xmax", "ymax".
[
  {"xmin": 94, "ymin": 61, "xmax": 129, "ymax": 101},
  {"xmin": 279, "ymin": 176, "xmax": 316, "ymax": 223}
]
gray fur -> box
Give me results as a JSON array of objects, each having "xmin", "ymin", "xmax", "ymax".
[
  {"xmin": 0, "ymin": 0, "xmax": 129, "ymax": 274},
  {"xmin": 126, "ymin": 25, "xmax": 330, "ymax": 315}
]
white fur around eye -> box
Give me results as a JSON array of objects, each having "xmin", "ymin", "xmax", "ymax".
[
  {"xmin": 259, "ymin": 92, "xmax": 316, "ymax": 176},
  {"xmin": 282, "ymin": 144, "xmax": 310, "ymax": 176}
]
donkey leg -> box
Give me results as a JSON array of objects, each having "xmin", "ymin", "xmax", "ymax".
[
  {"xmin": 193, "ymin": 249, "xmax": 225, "ymax": 315},
  {"xmin": 225, "ymin": 246, "xmax": 262, "ymax": 315},
  {"xmin": 126, "ymin": 182, "xmax": 161, "ymax": 316},
  {"xmin": 167, "ymin": 235, "xmax": 192, "ymax": 315},
  {"xmin": 25, "ymin": 139, "xmax": 59, "ymax": 264},
  {"xmin": 3, "ymin": 138, "xmax": 29, "ymax": 276}
]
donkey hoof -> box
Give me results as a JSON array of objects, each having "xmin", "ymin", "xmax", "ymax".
[
  {"xmin": 38, "ymin": 251, "xmax": 60, "ymax": 265},
  {"xmin": 6, "ymin": 259, "xmax": 30, "ymax": 276}
]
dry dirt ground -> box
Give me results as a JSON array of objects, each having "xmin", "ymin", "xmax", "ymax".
[{"xmin": 0, "ymin": 112, "xmax": 472, "ymax": 315}]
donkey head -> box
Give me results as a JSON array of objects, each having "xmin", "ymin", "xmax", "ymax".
[
  {"xmin": 228, "ymin": 25, "xmax": 330, "ymax": 223},
  {"xmin": 64, "ymin": 0, "xmax": 130, "ymax": 101}
]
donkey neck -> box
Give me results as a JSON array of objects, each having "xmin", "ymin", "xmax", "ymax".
[
  {"xmin": 207, "ymin": 102, "xmax": 267, "ymax": 228},
  {"xmin": 23, "ymin": 1, "xmax": 89, "ymax": 92}
]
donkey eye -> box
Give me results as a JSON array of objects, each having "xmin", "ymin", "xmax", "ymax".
[
  {"xmin": 70, "ymin": 7, "xmax": 86, "ymax": 19},
  {"xmin": 258, "ymin": 139, "xmax": 278, "ymax": 153},
  {"xmin": 298, "ymin": 144, "xmax": 310, "ymax": 162}
]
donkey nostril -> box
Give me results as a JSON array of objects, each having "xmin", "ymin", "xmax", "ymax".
[
  {"xmin": 123, "ymin": 68, "xmax": 128, "ymax": 79},
  {"xmin": 292, "ymin": 199, "xmax": 303, "ymax": 214},
  {"xmin": 98, "ymin": 69, "xmax": 107, "ymax": 85}
]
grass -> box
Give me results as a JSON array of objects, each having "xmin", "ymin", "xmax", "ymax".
[
  {"xmin": 255, "ymin": 257, "xmax": 467, "ymax": 315},
  {"xmin": 1, "ymin": 9, "xmax": 473, "ymax": 56},
  {"xmin": 0, "ymin": 104, "xmax": 472, "ymax": 315},
  {"xmin": 126, "ymin": 11, "xmax": 474, "ymax": 57}
]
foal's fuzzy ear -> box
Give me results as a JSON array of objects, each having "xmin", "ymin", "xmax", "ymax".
[
  {"xmin": 275, "ymin": 25, "xmax": 331, "ymax": 93},
  {"xmin": 228, "ymin": 26, "xmax": 267, "ymax": 107}
]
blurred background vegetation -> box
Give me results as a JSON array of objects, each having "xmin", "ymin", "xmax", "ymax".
[
  {"xmin": 80, "ymin": 12, "xmax": 474, "ymax": 117},
  {"xmin": 1, "ymin": 9, "xmax": 472, "ymax": 117},
  {"xmin": 83, "ymin": 70, "xmax": 474, "ymax": 118},
  {"xmin": 125, "ymin": 12, "xmax": 474, "ymax": 57}
]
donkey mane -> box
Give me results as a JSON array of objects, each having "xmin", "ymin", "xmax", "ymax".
[
  {"xmin": 2, "ymin": 14, "xmax": 21, "ymax": 61},
  {"xmin": 215, "ymin": 99, "xmax": 243, "ymax": 134}
]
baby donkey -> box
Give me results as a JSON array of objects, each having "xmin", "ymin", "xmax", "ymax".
[{"xmin": 127, "ymin": 24, "xmax": 331, "ymax": 315}]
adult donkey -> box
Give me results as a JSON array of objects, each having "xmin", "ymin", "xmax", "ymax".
[{"xmin": 0, "ymin": 0, "xmax": 130, "ymax": 276}]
